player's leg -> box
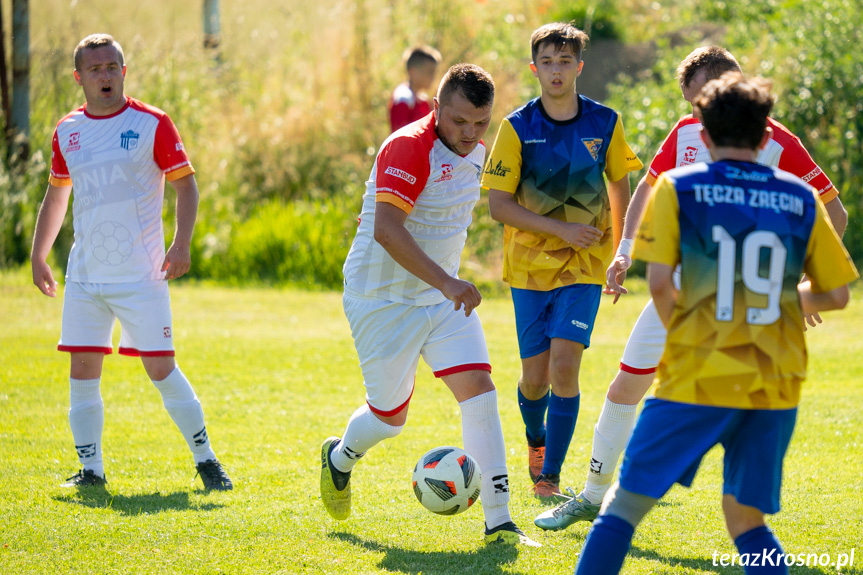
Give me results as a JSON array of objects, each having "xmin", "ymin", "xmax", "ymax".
[
  {"xmin": 113, "ymin": 281, "xmax": 231, "ymax": 490},
  {"xmin": 58, "ymin": 281, "xmax": 114, "ymax": 487},
  {"xmin": 582, "ymin": 297, "xmax": 666, "ymax": 506},
  {"xmin": 535, "ymin": 284, "xmax": 601, "ymax": 501},
  {"xmin": 426, "ymin": 302, "xmax": 539, "ymax": 547},
  {"xmin": 322, "ymin": 294, "xmax": 419, "ymax": 519},
  {"xmin": 574, "ymin": 399, "xmax": 734, "ymax": 572},
  {"xmin": 721, "ymin": 408, "xmax": 797, "ymax": 573}
]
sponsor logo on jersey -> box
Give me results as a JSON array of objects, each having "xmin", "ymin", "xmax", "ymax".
[
  {"xmin": 175, "ymin": 142, "xmax": 185, "ymax": 152},
  {"xmin": 120, "ymin": 129, "xmax": 140, "ymax": 150},
  {"xmin": 434, "ymin": 163, "xmax": 454, "ymax": 182},
  {"xmin": 66, "ymin": 132, "xmax": 81, "ymax": 153},
  {"xmin": 384, "ymin": 166, "xmax": 417, "ymax": 184},
  {"xmin": 484, "ymin": 159, "xmax": 511, "ymax": 177},
  {"xmin": 801, "ymin": 166, "xmax": 822, "ymax": 183},
  {"xmin": 163, "ymin": 327, "xmax": 172, "ymax": 338},
  {"xmin": 571, "ymin": 319, "xmax": 589, "ymax": 330},
  {"xmin": 523, "ymin": 139, "xmax": 546, "ymax": 144},
  {"xmin": 683, "ymin": 146, "xmax": 699, "ymax": 164},
  {"xmin": 582, "ymin": 138, "xmax": 603, "ymax": 161},
  {"xmin": 724, "ymin": 165, "xmax": 769, "ymax": 182}
]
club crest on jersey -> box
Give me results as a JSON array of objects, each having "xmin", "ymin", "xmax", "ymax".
[
  {"xmin": 683, "ymin": 146, "xmax": 699, "ymax": 165},
  {"xmin": 582, "ymin": 138, "xmax": 603, "ymax": 162},
  {"xmin": 434, "ymin": 163, "xmax": 454, "ymax": 182},
  {"xmin": 163, "ymin": 327, "xmax": 172, "ymax": 338},
  {"xmin": 384, "ymin": 166, "xmax": 417, "ymax": 184},
  {"xmin": 120, "ymin": 129, "xmax": 140, "ymax": 150},
  {"xmin": 66, "ymin": 132, "xmax": 81, "ymax": 153}
]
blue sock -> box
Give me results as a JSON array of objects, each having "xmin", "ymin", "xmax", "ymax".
[
  {"xmin": 734, "ymin": 525, "xmax": 788, "ymax": 574},
  {"xmin": 518, "ymin": 387, "xmax": 548, "ymax": 444},
  {"xmin": 574, "ymin": 514, "xmax": 634, "ymax": 575},
  {"xmin": 542, "ymin": 392, "xmax": 579, "ymax": 475}
]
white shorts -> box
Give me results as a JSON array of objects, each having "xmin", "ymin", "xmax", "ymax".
[
  {"xmin": 343, "ymin": 291, "xmax": 491, "ymax": 416},
  {"xmin": 59, "ymin": 280, "xmax": 175, "ymax": 357},
  {"xmin": 619, "ymin": 267, "xmax": 680, "ymax": 373}
]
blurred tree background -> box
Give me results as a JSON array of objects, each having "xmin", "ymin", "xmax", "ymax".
[{"xmin": 1, "ymin": 0, "xmax": 859, "ymax": 291}]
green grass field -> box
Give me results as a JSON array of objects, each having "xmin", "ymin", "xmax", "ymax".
[{"xmin": 1, "ymin": 268, "xmax": 861, "ymax": 574}]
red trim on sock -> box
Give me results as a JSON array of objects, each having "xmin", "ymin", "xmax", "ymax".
[
  {"xmin": 619, "ymin": 362, "xmax": 655, "ymax": 375},
  {"xmin": 433, "ymin": 363, "xmax": 492, "ymax": 378},
  {"xmin": 118, "ymin": 347, "xmax": 175, "ymax": 357},
  {"xmin": 368, "ymin": 386, "xmax": 414, "ymax": 417},
  {"xmin": 57, "ymin": 345, "xmax": 113, "ymax": 355}
]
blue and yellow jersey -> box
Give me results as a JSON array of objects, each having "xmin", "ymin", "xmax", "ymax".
[
  {"xmin": 481, "ymin": 96, "xmax": 642, "ymax": 291},
  {"xmin": 635, "ymin": 160, "xmax": 858, "ymax": 409}
]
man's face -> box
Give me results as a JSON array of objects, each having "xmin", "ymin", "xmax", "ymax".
[
  {"xmin": 530, "ymin": 42, "xmax": 583, "ymax": 98},
  {"xmin": 681, "ymin": 68, "xmax": 709, "ymax": 106},
  {"xmin": 434, "ymin": 90, "xmax": 492, "ymax": 156},
  {"xmin": 74, "ymin": 45, "xmax": 126, "ymax": 116}
]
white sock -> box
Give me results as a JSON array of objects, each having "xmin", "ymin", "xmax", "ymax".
[
  {"xmin": 459, "ymin": 390, "xmax": 511, "ymax": 530},
  {"xmin": 331, "ymin": 404, "xmax": 402, "ymax": 473},
  {"xmin": 582, "ymin": 398, "xmax": 637, "ymax": 504},
  {"xmin": 69, "ymin": 378, "xmax": 105, "ymax": 478},
  {"xmin": 152, "ymin": 366, "xmax": 217, "ymax": 463}
]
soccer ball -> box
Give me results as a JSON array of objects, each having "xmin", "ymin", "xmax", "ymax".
[{"xmin": 412, "ymin": 446, "xmax": 482, "ymax": 516}]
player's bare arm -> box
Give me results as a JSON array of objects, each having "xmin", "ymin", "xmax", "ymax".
[
  {"xmin": 487, "ymin": 188, "xmax": 602, "ymax": 248},
  {"xmin": 374, "ymin": 202, "xmax": 481, "ymax": 316},
  {"xmin": 605, "ymin": 175, "xmax": 652, "ymax": 299},
  {"xmin": 646, "ymin": 262, "xmax": 676, "ymax": 328},
  {"xmin": 603, "ymin": 173, "xmax": 633, "ymax": 302},
  {"xmin": 30, "ymin": 183, "xmax": 72, "ymax": 297},
  {"xmin": 798, "ymin": 281, "xmax": 850, "ymax": 315},
  {"xmin": 824, "ymin": 196, "xmax": 848, "ymax": 238},
  {"xmin": 162, "ymin": 174, "xmax": 199, "ymax": 280}
]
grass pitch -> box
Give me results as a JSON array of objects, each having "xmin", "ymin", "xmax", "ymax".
[{"xmin": 1, "ymin": 268, "xmax": 860, "ymax": 574}]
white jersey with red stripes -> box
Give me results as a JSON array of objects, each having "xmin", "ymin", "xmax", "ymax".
[
  {"xmin": 343, "ymin": 112, "xmax": 486, "ymax": 306},
  {"xmin": 647, "ymin": 115, "xmax": 835, "ymax": 199},
  {"xmin": 50, "ymin": 97, "xmax": 195, "ymax": 283}
]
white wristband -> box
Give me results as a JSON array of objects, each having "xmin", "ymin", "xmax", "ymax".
[{"xmin": 616, "ymin": 238, "xmax": 634, "ymax": 258}]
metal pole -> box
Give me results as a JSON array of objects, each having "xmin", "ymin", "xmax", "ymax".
[
  {"xmin": 11, "ymin": 0, "xmax": 30, "ymax": 163},
  {"xmin": 203, "ymin": 0, "xmax": 220, "ymax": 50}
]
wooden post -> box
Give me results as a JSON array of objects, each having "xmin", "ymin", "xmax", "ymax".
[
  {"xmin": 0, "ymin": 4, "xmax": 12, "ymax": 162},
  {"xmin": 203, "ymin": 0, "xmax": 220, "ymax": 50},
  {"xmin": 10, "ymin": 0, "xmax": 30, "ymax": 163}
]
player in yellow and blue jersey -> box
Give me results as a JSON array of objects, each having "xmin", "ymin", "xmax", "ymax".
[
  {"xmin": 481, "ymin": 22, "xmax": 642, "ymax": 502},
  {"xmin": 573, "ymin": 73, "xmax": 858, "ymax": 575}
]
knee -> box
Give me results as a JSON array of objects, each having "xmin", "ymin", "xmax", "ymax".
[
  {"xmin": 607, "ymin": 371, "xmax": 653, "ymax": 405},
  {"xmin": 519, "ymin": 375, "xmax": 548, "ymax": 398},
  {"xmin": 723, "ymin": 495, "xmax": 766, "ymax": 539},
  {"xmin": 144, "ymin": 357, "xmax": 177, "ymax": 382},
  {"xmin": 549, "ymin": 355, "xmax": 578, "ymax": 393}
]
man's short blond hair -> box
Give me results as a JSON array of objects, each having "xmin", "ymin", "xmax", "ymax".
[{"xmin": 74, "ymin": 34, "xmax": 125, "ymax": 71}]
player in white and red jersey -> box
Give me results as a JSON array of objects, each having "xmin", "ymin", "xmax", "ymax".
[
  {"xmin": 30, "ymin": 34, "xmax": 231, "ymax": 491},
  {"xmin": 535, "ymin": 46, "xmax": 849, "ymax": 530},
  {"xmin": 322, "ymin": 64, "xmax": 539, "ymax": 548}
]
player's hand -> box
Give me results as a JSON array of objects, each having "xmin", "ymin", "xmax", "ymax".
[
  {"xmin": 32, "ymin": 260, "xmax": 58, "ymax": 297},
  {"xmin": 802, "ymin": 311, "xmax": 822, "ymax": 331},
  {"xmin": 441, "ymin": 277, "xmax": 482, "ymax": 317},
  {"xmin": 603, "ymin": 253, "xmax": 631, "ymax": 304},
  {"xmin": 162, "ymin": 243, "xmax": 191, "ymax": 280},
  {"xmin": 558, "ymin": 222, "xmax": 603, "ymax": 249}
]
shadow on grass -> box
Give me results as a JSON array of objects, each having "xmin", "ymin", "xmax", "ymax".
[
  {"xmin": 628, "ymin": 545, "xmax": 859, "ymax": 574},
  {"xmin": 52, "ymin": 488, "xmax": 225, "ymax": 515},
  {"xmin": 331, "ymin": 532, "xmax": 524, "ymax": 575}
]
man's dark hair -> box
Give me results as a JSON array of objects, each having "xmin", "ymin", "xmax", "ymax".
[
  {"xmin": 405, "ymin": 45, "xmax": 441, "ymax": 70},
  {"xmin": 530, "ymin": 22, "xmax": 589, "ymax": 63},
  {"xmin": 437, "ymin": 63, "xmax": 495, "ymax": 109},
  {"xmin": 693, "ymin": 72, "xmax": 775, "ymax": 149},
  {"xmin": 676, "ymin": 45, "xmax": 741, "ymax": 89}
]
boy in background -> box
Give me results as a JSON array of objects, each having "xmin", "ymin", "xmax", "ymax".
[{"xmin": 389, "ymin": 45, "xmax": 441, "ymax": 132}]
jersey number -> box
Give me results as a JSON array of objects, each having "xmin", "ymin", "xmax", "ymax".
[{"xmin": 712, "ymin": 225, "xmax": 787, "ymax": 325}]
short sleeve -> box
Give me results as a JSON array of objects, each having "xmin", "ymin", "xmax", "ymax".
[
  {"xmin": 646, "ymin": 119, "xmax": 686, "ymax": 185},
  {"xmin": 49, "ymin": 129, "xmax": 72, "ymax": 187},
  {"xmin": 604, "ymin": 114, "xmax": 643, "ymax": 182},
  {"xmin": 480, "ymin": 119, "xmax": 522, "ymax": 194},
  {"xmin": 154, "ymin": 114, "xmax": 195, "ymax": 181},
  {"xmin": 634, "ymin": 174, "xmax": 680, "ymax": 267},
  {"xmin": 803, "ymin": 196, "xmax": 859, "ymax": 292},
  {"xmin": 774, "ymin": 134, "xmax": 836, "ymax": 202},
  {"xmin": 374, "ymin": 135, "xmax": 431, "ymax": 214}
]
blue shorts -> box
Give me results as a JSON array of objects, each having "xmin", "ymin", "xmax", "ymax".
[
  {"xmin": 511, "ymin": 284, "xmax": 602, "ymax": 358},
  {"xmin": 619, "ymin": 398, "xmax": 797, "ymax": 514}
]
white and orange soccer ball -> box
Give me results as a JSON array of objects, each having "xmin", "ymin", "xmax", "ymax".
[{"xmin": 412, "ymin": 446, "xmax": 482, "ymax": 516}]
